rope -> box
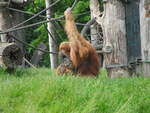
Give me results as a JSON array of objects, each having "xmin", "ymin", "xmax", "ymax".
[
  {"xmin": 7, "ymin": 7, "xmax": 89, "ymax": 18},
  {"xmin": 51, "ymin": 21, "xmax": 64, "ymax": 42},
  {"xmin": 0, "ymin": 15, "xmax": 92, "ymax": 34},
  {"xmin": 8, "ymin": 0, "xmax": 11, "ymax": 7},
  {"xmin": 56, "ymin": 19, "xmax": 95, "ymax": 27},
  {"xmin": 8, "ymin": 0, "xmax": 77, "ymax": 30},
  {"xmin": 0, "ymin": 0, "xmax": 80, "ymax": 34},
  {"xmin": 7, "ymin": 7, "xmax": 46, "ymax": 19},
  {"xmin": 0, "ymin": 20, "xmax": 97, "ymax": 35},
  {"xmin": 70, "ymin": 0, "xmax": 78, "ymax": 9},
  {"xmin": 8, "ymin": 33, "xmax": 58, "ymax": 54},
  {"xmin": 7, "ymin": 7, "xmax": 90, "ymax": 26},
  {"xmin": 8, "ymin": 0, "xmax": 61, "ymax": 30},
  {"xmin": 43, "ymin": 24, "xmax": 58, "ymax": 46},
  {"xmin": 0, "ymin": 20, "xmax": 51, "ymax": 34},
  {"xmin": 23, "ymin": 57, "xmax": 36, "ymax": 68}
]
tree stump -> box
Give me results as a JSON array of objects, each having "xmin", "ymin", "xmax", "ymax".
[{"xmin": 0, "ymin": 43, "xmax": 23, "ymax": 68}]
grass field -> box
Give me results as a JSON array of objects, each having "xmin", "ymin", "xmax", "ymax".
[{"xmin": 0, "ymin": 68, "xmax": 150, "ymax": 113}]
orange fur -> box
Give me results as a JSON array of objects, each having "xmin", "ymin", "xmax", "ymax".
[
  {"xmin": 59, "ymin": 42, "xmax": 70, "ymax": 57},
  {"xmin": 57, "ymin": 8, "xmax": 100, "ymax": 76}
]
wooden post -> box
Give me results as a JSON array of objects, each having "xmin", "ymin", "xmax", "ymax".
[
  {"xmin": 45, "ymin": 0, "xmax": 58, "ymax": 69},
  {"xmin": 139, "ymin": 0, "xmax": 150, "ymax": 76}
]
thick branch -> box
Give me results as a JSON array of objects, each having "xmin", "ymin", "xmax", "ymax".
[
  {"xmin": 90, "ymin": 0, "xmax": 104, "ymax": 25},
  {"xmin": 81, "ymin": 18, "xmax": 96, "ymax": 37}
]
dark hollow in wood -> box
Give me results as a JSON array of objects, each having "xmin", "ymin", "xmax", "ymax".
[{"xmin": 0, "ymin": 43, "xmax": 23, "ymax": 68}]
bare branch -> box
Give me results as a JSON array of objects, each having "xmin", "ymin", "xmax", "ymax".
[
  {"xmin": 90, "ymin": 0, "xmax": 104, "ymax": 25},
  {"xmin": 81, "ymin": 18, "xmax": 96, "ymax": 37}
]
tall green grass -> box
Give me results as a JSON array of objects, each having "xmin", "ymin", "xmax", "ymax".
[{"xmin": 0, "ymin": 68, "xmax": 149, "ymax": 113}]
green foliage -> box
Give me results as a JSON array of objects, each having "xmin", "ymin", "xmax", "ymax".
[
  {"xmin": 24, "ymin": 0, "xmax": 91, "ymax": 67},
  {"xmin": 31, "ymin": 25, "xmax": 47, "ymax": 46},
  {"xmin": 0, "ymin": 68, "xmax": 150, "ymax": 113},
  {"xmin": 73, "ymin": 0, "xmax": 89, "ymax": 16}
]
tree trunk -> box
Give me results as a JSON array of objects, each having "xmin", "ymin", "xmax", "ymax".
[
  {"xmin": 139, "ymin": 0, "xmax": 150, "ymax": 76},
  {"xmin": 11, "ymin": 11, "xmax": 26, "ymax": 51},
  {"xmin": 90, "ymin": 14, "xmax": 103, "ymax": 67},
  {"xmin": 103, "ymin": 1, "xmax": 128, "ymax": 77},
  {"xmin": 91, "ymin": 23, "xmax": 103, "ymax": 67},
  {"xmin": 0, "ymin": 6, "xmax": 11, "ymax": 42},
  {"xmin": 0, "ymin": 2, "xmax": 25, "ymax": 66},
  {"xmin": 45, "ymin": 0, "xmax": 58, "ymax": 69},
  {"xmin": 90, "ymin": 0, "xmax": 128, "ymax": 77}
]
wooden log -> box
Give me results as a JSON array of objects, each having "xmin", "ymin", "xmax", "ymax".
[{"xmin": 0, "ymin": 43, "xmax": 23, "ymax": 68}]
